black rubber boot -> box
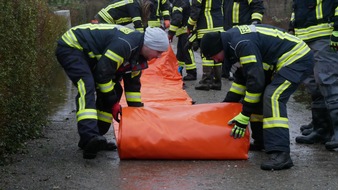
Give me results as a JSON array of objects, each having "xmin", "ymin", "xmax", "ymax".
[
  {"xmin": 183, "ymin": 68, "xmax": 197, "ymax": 81},
  {"xmin": 300, "ymin": 122, "xmax": 314, "ymax": 132},
  {"xmin": 250, "ymin": 122, "xmax": 264, "ymax": 151},
  {"xmin": 210, "ymin": 65, "xmax": 222, "ymax": 90},
  {"xmin": 295, "ymin": 108, "xmax": 332, "ymax": 144},
  {"xmin": 260, "ymin": 151, "xmax": 294, "ymax": 170},
  {"xmin": 83, "ymin": 136, "xmax": 107, "ymax": 159},
  {"xmin": 301, "ymin": 128, "xmax": 313, "ymax": 136},
  {"xmin": 325, "ymin": 109, "xmax": 338, "ymax": 150},
  {"xmin": 195, "ymin": 66, "xmax": 213, "ymax": 91}
]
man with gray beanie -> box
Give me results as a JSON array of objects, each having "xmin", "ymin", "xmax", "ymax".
[
  {"xmin": 56, "ymin": 24, "xmax": 168, "ymax": 159},
  {"xmin": 200, "ymin": 24, "xmax": 314, "ymax": 171}
]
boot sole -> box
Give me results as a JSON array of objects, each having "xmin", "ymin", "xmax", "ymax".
[
  {"xmin": 83, "ymin": 137, "xmax": 107, "ymax": 159},
  {"xmin": 260, "ymin": 160, "xmax": 294, "ymax": 171}
]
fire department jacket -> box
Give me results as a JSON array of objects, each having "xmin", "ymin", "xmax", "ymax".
[
  {"xmin": 289, "ymin": 0, "xmax": 338, "ymax": 42},
  {"xmin": 187, "ymin": 0, "xmax": 224, "ymax": 39},
  {"xmin": 168, "ymin": 0, "xmax": 191, "ymax": 36},
  {"xmin": 57, "ymin": 24, "xmax": 146, "ymax": 107},
  {"xmin": 95, "ymin": 0, "xmax": 144, "ymax": 32},
  {"xmin": 148, "ymin": 0, "xmax": 171, "ymax": 27},
  {"xmin": 223, "ymin": 0, "xmax": 265, "ymax": 30},
  {"xmin": 221, "ymin": 24, "xmax": 311, "ymax": 115}
]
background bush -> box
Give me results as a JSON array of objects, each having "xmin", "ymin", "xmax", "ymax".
[{"xmin": 0, "ymin": 0, "xmax": 68, "ymax": 164}]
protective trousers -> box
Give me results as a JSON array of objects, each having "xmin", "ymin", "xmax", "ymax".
[
  {"xmin": 177, "ymin": 33, "xmax": 197, "ymax": 75},
  {"xmin": 55, "ymin": 46, "xmax": 110, "ymax": 148},
  {"xmin": 308, "ymin": 39, "xmax": 338, "ymax": 147},
  {"xmin": 263, "ymin": 54, "xmax": 313, "ymax": 153}
]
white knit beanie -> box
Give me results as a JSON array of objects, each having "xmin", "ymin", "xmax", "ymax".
[{"xmin": 144, "ymin": 27, "xmax": 169, "ymax": 52}]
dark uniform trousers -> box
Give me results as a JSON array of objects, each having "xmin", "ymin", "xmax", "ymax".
[
  {"xmin": 56, "ymin": 45, "xmax": 114, "ymax": 148},
  {"xmin": 263, "ymin": 52, "xmax": 314, "ymax": 153}
]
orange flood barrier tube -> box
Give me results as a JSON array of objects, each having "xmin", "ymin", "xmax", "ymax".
[
  {"xmin": 117, "ymin": 103, "xmax": 249, "ymax": 160},
  {"xmin": 115, "ymin": 46, "xmax": 250, "ymax": 160}
]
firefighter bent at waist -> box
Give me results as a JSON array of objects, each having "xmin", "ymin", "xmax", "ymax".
[{"xmin": 55, "ymin": 24, "xmax": 169, "ymax": 159}]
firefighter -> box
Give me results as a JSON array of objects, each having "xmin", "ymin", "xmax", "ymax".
[
  {"xmin": 55, "ymin": 24, "xmax": 169, "ymax": 159},
  {"xmin": 222, "ymin": 0, "xmax": 264, "ymax": 79},
  {"xmin": 168, "ymin": 0, "xmax": 197, "ymax": 81},
  {"xmin": 93, "ymin": 0, "xmax": 145, "ymax": 32},
  {"xmin": 200, "ymin": 24, "xmax": 314, "ymax": 170},
  {"xmin": 223, "ymin": 0, "xmax": 265, "ymax": 151},
  {"xmin": 289, "ymin": 1, "xmax": 338, "ymax": 150},
  {"xmin": 147, "ymin": 0, "xmax": 171, "ymax": 29},
  {"xmin": 187, "ymin": 0, "xmax": 224, "ymax": 91}
]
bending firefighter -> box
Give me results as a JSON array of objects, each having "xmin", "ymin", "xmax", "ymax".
[
  {"xmin": 200, "ymin": 24, "xmax": 314, "ymax": 170},
  {"xmin": 55, "ymin": 24, "xmax": 169, "ymax": 159}
]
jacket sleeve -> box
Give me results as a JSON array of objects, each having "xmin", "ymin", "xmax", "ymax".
[
  {"xmin": 235, "ymin": 40, "xmax": 265, "ymax": 116},
  {"xmin": 222, "ymin": 68, "xmax": 246, "ymax": 103},
  {"xmin": 94, "ymin": 41, "xmax": 131, "ymax": 95},
  {"xmin": 187, "ymin": 0, "xmax": 202, "ymax": 30},
  {"xmin": 249, "ymin": 0, "xmax": 264, "ymax": 23},
  {"xmin": 128, "ymin": 1, "xmax": 144, "ymax": 32},
  {"xmin": 161, "ymin": 0, "xmax": 171, "ymax": 20},
  {"xmin": 122, "ymin": 71, "xmax": 143, "ymax": 107},
  {"xmin": 168, "ymin": 1, "xmax": 184, "ymax": 36}
]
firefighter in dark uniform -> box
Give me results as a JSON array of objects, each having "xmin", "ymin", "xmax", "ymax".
[
  {"xmin": 223, "ymin": 0, "xmax": 265, "ymax": 151},
  {"xmin": 147, "ymin": 0, "xmax": 171, "ymax": 28},
  {"xmin": 187, "ymin": 0, "xmax": 224, "ymax": 91},
  {"xmin": 94, "ymin": 0, "xmax": 144, "ymax": 32},
  {"xmin": 55, "ymin": 24, "xmax": 169, "ymax": 159},
  {"xmin": 222, "ymin": 0, "xmax": 264, "ymax": 79},
  {"xmin": 289, "ymin": 0, "xmax": 338, "ymax": 151},
  {"xmin": 168, "ymin": 0, "xmax": 197, "ymax": 81},
  {"xmin": 200, "ymin": 24, "xmax": 314, "ymax": 170}
]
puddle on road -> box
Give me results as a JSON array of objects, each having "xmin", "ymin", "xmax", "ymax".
[{"xmin": 47, "ymin": 66, "xmax": 76, "ymax": 121}]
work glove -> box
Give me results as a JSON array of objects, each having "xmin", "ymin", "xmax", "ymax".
[
  {"xmin": 164, "ymin": 20, "xmax": 170, "ymax": 28},
  {"xmin": 178, "ymin": 66, "xmax": 183, "ymax": 76},
  {"xmin": 228, "ymin": 113, "xmax": 250, "ymax": 139},
  {"xmin": 112, "ymin": 102, "xmax": 122, "ymax": 123},
  {"xmin": 330, "ymin": 31, "xmax": 338, "ymax": 51}
]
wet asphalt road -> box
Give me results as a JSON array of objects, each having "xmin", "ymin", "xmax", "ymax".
[{"xmin": 1, "ymin": 42, "xmax": 338, "ymax": 190}]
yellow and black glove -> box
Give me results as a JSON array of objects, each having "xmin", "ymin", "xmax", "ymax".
[
  {"xmin": 228, "ymin": 113, "xmax": 250, "ymax": 139},
  {"xmin": 330, "ymin": 31, "xmax": 338, "ymax": 51}
]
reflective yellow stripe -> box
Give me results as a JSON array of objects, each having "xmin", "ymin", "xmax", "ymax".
[
  {"xmin": 276, "ymin": 42, "xmax": 310, "ymax": 70},
  {"xmin": 335, "ymin": 7, "xmax": 338, "ymax": 16},
  {"xmin": 316, "ymin": 0, "xmax": 322, "ymax": 20},
  {"xmin": 197, "ymin": 27, "xmax": 224, "ymax": 39},
  {"xmin": 295, "ymin": 23, "xmax": 333, "ymax": 41},
  {"xmin": 77, "ymin": 79, "xmax": 86, "ymax": 111},
  {"xmin": 263, "ymin": 117, "xmax": 289, "ymax": 129},
  {"xmin": 88, "ymin": 52, "xmax": 102, "ymax": 60},
  {"xmin": 240, "ymin": 55, "xmax": 257, "ymax": 65},
  {"xmin": 256, "ymin": 26, "xmax": 299, "ymax": 43},
  {"xmin": 61, "ymin": 30, "xmax": 82, "ymax": 50},
  {"xmin": 232, "ymin": 2, "xmax": 240, "ymax": 24},
  {"xmin": 188, "ymin": 17, "xmax": 197, "ymax": 26},
  {"xmin": 271, "ymin": 80, "xmax": 291, "ymax": 117},
  {"xmin": 263, "ymin": 62, "xmax": 274, "ymax": 71},
  {"xmin": 125, "ymin": 92, "xmax": 141, "ymax": 102},
  {"xmin": 173, "ymin": 6, "xmax": 183, "ymax": 12},
  {"xmin": 178, "ymin": 61, "xmax": 185, "ymax": 67},
  {"xmin": 250, "ymin": 114, "xmax": 263, "ymax": 122},
  {"xmin": 105, "ymin": 50, "xmax": 124, "ymax": 69},
  {"xmin": 98, "ymin": 9, "xmax": 115, "ymax": 23},
  {"xmin": 77, "ymin": 109, "xmax": 98, "ymax": 121},
  {"xmin": 115, "ymin": 17, "xmax": 133, "ymax": 24},
  {"xmin": 148, "ymin": 20, "xmax": 161, "ymax": 27},
  {"xmin": 98, "ymin": 80, "xmax": 115, "ymax": 93},
  {"xmin": 229, "ymin": 82, "xmax": 246, "ymax": 95},
  {"xmin": 204, "ymin": 0, "xmax": 213, "ymax": 28},
  {"xmin": 201, "ymin": 58, "xmax": 214, "ymax": 66},
  {"xmin": 97, "ymin": 110, "xmax": 112, "ymax": 123},
  {"xmin": 131, "ymin": 71, "xmax": 140, "ymax": 78},
  {"xmin": 169, "ymin": 25, "xmax": 179, "ymax": 32},
  {"xmin": 244, "ymin": 91, "xmax": 261, "ymax": 103},
  {"xmin": 176, "ymin": 27, "xmax": 187, "ymax": 36},
  {"xmin": 252, "ymin": 12, "xmax": 263, "ymax": 21},
  {"xmin": 131, "ymin": 17, "xmax": 142, "ymax": 24}
]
